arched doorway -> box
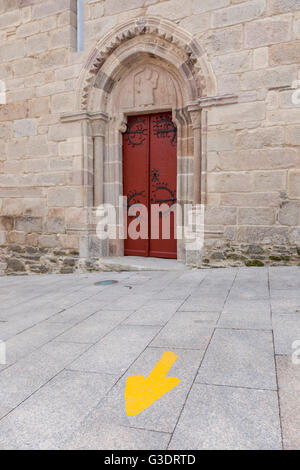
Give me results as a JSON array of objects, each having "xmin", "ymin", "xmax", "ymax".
[{"xmin": 64, "ymin": 16, "xmax": 218, "ymax": 266}]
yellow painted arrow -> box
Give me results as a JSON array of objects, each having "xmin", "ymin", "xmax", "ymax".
[{"xmin": 125, "ymin": 351, "xmax": 180, "ymax": 416}]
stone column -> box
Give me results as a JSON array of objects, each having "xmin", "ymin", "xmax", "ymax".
[
  {"xmin": 189, "ymin": 106, "xmax": 202, "ymax": 205},
  {"xmin": 91, "ymin": 112, "xmax": 109, "ymax": 207}
]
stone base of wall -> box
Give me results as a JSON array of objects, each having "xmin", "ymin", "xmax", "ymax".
[
  {"xmin": 0, "ymin": 245, "xmax": 81, "ymax": 276},
  {"xmin": 201, "ymin": 242, "xmax": 300, "ymax": 268},
  {"xmin": 1, "ymin": 242, "xmax": 300, "ymax": 276}
]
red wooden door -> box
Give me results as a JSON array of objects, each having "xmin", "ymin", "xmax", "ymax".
[{"xmin": 123, "ymin": 112, "xmax": 177, "ymax": 259}]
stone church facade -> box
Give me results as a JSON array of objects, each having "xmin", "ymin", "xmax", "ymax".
[{"xmin": 0, "ymin": 0, "xmax": 300, "ymax": 275}]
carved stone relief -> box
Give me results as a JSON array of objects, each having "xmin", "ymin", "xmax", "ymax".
[{"xmin": 113, "ymin": 63, "xmax": 179, "ymax": 113}]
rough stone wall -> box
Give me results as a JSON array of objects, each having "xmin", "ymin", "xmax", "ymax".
[{"xmin": 0, "ymin": 0, "xmax": 299, "ymax": 274}]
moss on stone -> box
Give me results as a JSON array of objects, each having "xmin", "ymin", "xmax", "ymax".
[
  {"xmin": 269, "ymin": 255, "xmax": 291, "ymax": 262},
  {"xmin": 245, "ymin": 260, "xmax": 265, "ymax": 267}
]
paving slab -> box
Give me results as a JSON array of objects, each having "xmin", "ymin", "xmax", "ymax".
[
  {"xmin": 217, "ymin": 304, "xmax": 272, "ymax": 330},
  {"xmin": 222, "ymin": 299, "xmax": 270, "ymax": 315},
  {"xmin": 272, "ymin": 314, "xmax": 300, "ymax": 355},
  {"xmin": 150, "ymin": 311, "xmax": 217, "ymax": 350},
  {"xmin": 0, "ymin": 341, "xmax": 89, "ymax": 417},
  {"xmin": 0, "ymin": 370, "xmax": 119, "ymax": 450},
  {"xmin": 3, "ymin": 322, "xmax": 71, "ymax": 365},
  {"xmin": 276, "ymin": 356, "xmax": 300, "ymax": 450},
  {"xmin": 78, "ymin": 347, "xmax": 204, "ymax": 434},
  {"xmin": 123, "ymin": 300, "xmax": 183, "ymax": 326},
  {"xmin": 65, "ymin": 423, "xmax": 170, "ymax": 450},
  {"xmin": 276, "ymin": 355, "xmax": 300, "ymax": 392},
  {"xmin": 196, "ymin": 328, "xmax": 277, "ymax": 390},
  {"xmin": 270, "ymin": 289, "xmax": 300, "ymax": 315},
  {"xmin": 69, "ymin": 325, "xmax": 160, "ymax": 375},
  {"xmin": 269, "ymin": 266, "xmax": 300, "ymax": 290},
  {"xmin": 169, "ymin": 384, "xmax": 282, "ymax": 450},
  {"xmin": 55, "ymin": 310, "xmax": 133, "ymax": 344},
  {"xmin": 179, "ymin": 296, "xmax": 227, "ymax": 312},
  {"xmin": 102, "ymin": 293, "xmax": 152, "ymax": 311}
]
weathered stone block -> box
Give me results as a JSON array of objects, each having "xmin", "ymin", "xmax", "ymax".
[
  {"xmin": 0, "ymin": 102, "xmax": 28, "ymax": 122},
  {"xmin": 288, "ymin": 171, "xmax": 300, "ymax": 198},
  {"xmin": 0, "ymin": 216, "xmax": 14, "ymax": 231},
  {"xmin": 253, "ymin": 171, "xmax": 286, "ymax": 192},
  {"xmin": 16, "ymin": 20, "xmax": 40, "ymax": 38},
  {"xmin": 14, "ymin": 119, "xmax": 37, "ymax": 138},
  {"xmin": 218, "ymin": 74, "xmax": 240, "ymax": 95},
  {"xmin": 51, "ymin": 92, "xmax": 74, "ymax": 113},
  {"xmin": 0, "ymin": 9, "xmax": 21, "ymax": 29},
  {"xmin": 148, "ymin": 0, "xmax": 193, "ymax": 19},
  {"xmin": 294, "ymin": 12, "xmax": 300, "ymax": 39},
  {"xmin": 208, "ymin": 102, "xmax": 265, "ymax": 125},
  {"xmin": 104, "ymin": 0, "xmax": 144, "ymax": 15},
  {"xmin": 245, "ymin": 18, "xmax": 291, "ymax": 48},
  {"xmin": 2, "ymin": 199, "xmax": 24, "ymax": 216},
  {"xmin": 241, "ymin": 66, "xmax": 297, "ymax": 91},
  {"xmin": 207, "ymin": 172, "xmax": 254, "ymax": 193},
  {"xmin": 279, "ymin": 201, "xmax": 300, "ymax": 226},
  {"xmin": 32, "ymin": 0, "xmax": 76, "ymax": 19},
  {"xmin": 201, "ymin": 25, "xmax": 243, "ymax": 55},
  {"xmin": 58, "ymin": 139, "xmax": 81, "ymax": 156},
  {"xmin": 269, "ymin": 41, "xmax": 300, "ymax": 66},
  {"xmin": 48, "ymin": 123, "xmax": 82, "ymax": 142},
  {"xmin": 179, "ymin": 13, "xmax": 210, "ymax": 34},
  {"xmin": 237, "ymin": 226, "xmax": 289, "ymax": 244},
  {"xmin": 218, "ymin": 148, "xmax": 298, "ymax": 171},
  {"xmin": 193, "ymin": 0, "xmax": 229, "ymax": 14},
  {"xmin": 286, "ymin": 126, "xmax": 300, "ymax": 145},
  {"xmin": 89, "ymin": 2, "xmax": 105, "ymax": 19},
  {"xmin": 0, "ymin": 41, "xmax": 25, "ymax": 61},
  {"xmin": 18, "ymin": 0, "xmax": 43, "ymax": 6},
  {"xmin": 238, "ymin": 207, "xmax": 275, "ymax": 225},
  {"xmin": 39, "ymin": 234, "xmax": 58, "ymax": 248},
  {"xmin": 44, "ymin": 217, "xmax": 65, "ymax": 233},
  {"xmin": 235, "ymin": 127, "xmax": 285, "ymax": 149},
  {"xmin": 211, "ymin": 51, "xmax": 252, "ymax": 75},
  {"xmin": 0, "ymin": 122, "xmax": 12, "ymax": 139},
  {"xmin": 26, "ymin": 33, "xmax": 49, "ymax": 55},
  {"xmin": 289, "ymin": 228, "xmax": 300, "ymax": 245},
  {"xmin": 267, "ymin": 108, "xmax": 300, "ymax": 124},
  {"xmin": 205, "ymin": 207, "xmax": 237, "ymax": 225},
  {"xmin": 40, "ymin": 16, "xmax": 57, "ymax": 33},
  {"xmin": 36, "ymin": 173, "xmax": 66, "ymax": 187},
  {"xmin": 221, "ymin": 192, "xmax": 281, "ymax": 208},
  {"xmin": 212, "ymin": 0, "xmax": 266, "ymax": 27},
  {"xmin": 49, "ymin": 26, "xmax": 75, "ymax": 49},
  {"xmin": 253, "ymin": 47, "xmax": 269, "ymax": 69},
  {"xmin": 47, "ymin": 188, "xmax": 83, "ymax": 207},
  {"xmin": 29, "ymin": 97, "xmax": 50, "ymax": 118},
  {"xmin": 268, "ymin": 0, "xmax": 300, "ymax": 15},
  {"xmin": 207, "ymin": 132, "xmax": 236, "ymax": 151},
  {"xmin": 15, "ymin": 216, "xmax": 43, "ymax": 233},
  {"xmin": 39, "ymin": 49, "xmax": 67, "ymax": 70},
  {"xmin": 6, "ymin": 258, "xmax": 26, "ymax": 273}
]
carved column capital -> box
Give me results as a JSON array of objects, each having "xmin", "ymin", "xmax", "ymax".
[
  {"xmin": 187, "ymin": 103, "xmax": 202, "ymax": 129},
  {"xmin": 111, "ymin": 113, "xmax": 128, "ymax": 133}
]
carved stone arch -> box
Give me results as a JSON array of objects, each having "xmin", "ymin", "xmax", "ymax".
[{"xmin": 76, "ymin": 16, "xmax": 217, "ymax": 111}]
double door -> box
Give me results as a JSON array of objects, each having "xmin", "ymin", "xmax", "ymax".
[{"xmin": 123, "ymin": 112, "xmax": 177, "ymax": 258}]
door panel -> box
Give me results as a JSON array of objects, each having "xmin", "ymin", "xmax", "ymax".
[
  {"xmin": 123, "ymin": 115, "xmax": 149, "ymax": 257},
  {"xmin": 123, "ymin": 112, "xmax": 177, "ymax": 259},
  {"xmin": 149, "ymin": 113, "xmax": 177, "ymax": 258}
]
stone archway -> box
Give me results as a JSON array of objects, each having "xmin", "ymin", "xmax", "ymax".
[{"xmin": 62, "ymin": 16, "xmax": 225, "ymax": 266}]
